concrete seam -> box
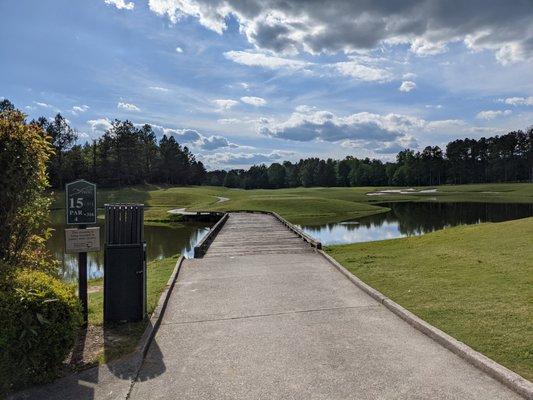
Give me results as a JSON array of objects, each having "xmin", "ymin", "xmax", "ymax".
[
  {"xmin": 159, "ymin": 304, "xmax": 382, "ymax": 326},
  {"xmin": 317, "ymin": 249, "xmax": 533, "ymax": 399}
]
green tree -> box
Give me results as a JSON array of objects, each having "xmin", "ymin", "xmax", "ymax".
[
  {"xmin": 42, "ymin": 114, "xmax": 78, "ymax": 188},
  {"xmin": 0, "ymin": 108, "xmax": 54, "ymax": 268},
  {"xmin": 267, "ymin": 163, "xmax": 286, "ymax": 188}
]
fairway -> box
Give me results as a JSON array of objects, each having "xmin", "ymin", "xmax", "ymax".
[{"xmin": 51, "ymin": 182, "xmax": 533, "ymax": 225}]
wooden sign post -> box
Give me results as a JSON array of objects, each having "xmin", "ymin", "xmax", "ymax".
[{"xmin": 66, "ymin": 180, "xmax": 97, "ymax": 326}]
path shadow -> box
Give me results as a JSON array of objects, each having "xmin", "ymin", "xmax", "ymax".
[
  {"xmin": 103, "ymin": 320, "xmax": 166, "ymax": 384},
  {"xmin": 9, "ymin": 320, "xmax": 167, "ymax": 400}
]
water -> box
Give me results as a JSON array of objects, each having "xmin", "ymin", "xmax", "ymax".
[
  {"xmin": 300, "ymin": 202, "xmax": 533, "ymax": 246},
  {"xmin": 47, "ymin": 210, "xmax": 211, "ymax": 281}
]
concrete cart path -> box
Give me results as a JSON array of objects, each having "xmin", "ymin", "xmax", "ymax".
[{"xmin": 128, "ymin": 213, "xmax": 521, "ymax": 400}]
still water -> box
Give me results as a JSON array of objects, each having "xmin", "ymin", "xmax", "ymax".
[
  {"xmin": 300, "ymin": 202, "xmax": 533, "ymax": 246},
  {"xmin": 47, "ymin": 210, "xmax": 211, "ymax": 281}
]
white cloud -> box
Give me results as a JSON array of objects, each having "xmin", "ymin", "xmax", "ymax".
[
  {"xmin": 259, "ymin": 108, "xmax": 412, "ymax": 143},
  {"xmin": 163, "ymin": 128, "xmax": 201, "ymax": 142},
  {"xmin": 425, "ymin": 104, "xmax": 443, "ymax": 109},
  {"xmin": 257, "ymin": 106, "xmax": 483, "ymax": 153},
  {"xmin": 34, "ymin": 101, "xmax": 53, "ymax": 108},
  {"xmin": 149, "ymin": 86, "xmax": 170, "ymax": 92},
  {"xmin": 425, "ymin": 119, "xmax": 466, "ymax": 130},
  {"xmin": 403, "ymin": 72, "xmax": 417, "ymax": 80},
  {"xmin": 224, "ymin": 50, "xmax": 310, "ymax": 70},
  {"xmin": 213, "ymin": 99, "xmax": 239, "ymax": 111},
  {"xmin": 104, "ymin": 0, "xmax": 134, "ymax": 10},
  {"xmin": 148, "ymin": 0, "xmax": 533, "ymax": 65},
  {"xmin": 240, "ymin": 96, "xmax": 266, "ymax": 106},
  {"xmin": 159, "ymin": 127, "xmax": 236, "ymax": 150},
  {"xmin": 217, "ymin": 118, "xmax": 240, "ymax": 124},
  {"xmin": 117, "ymin": 102, "xmax": 140, "ymax": 112},
  {"xmin": 175, "ymin": 46, "xmax": 183, "ymax": 53},
  {"xmin": 498, "ymin": 96, "xmax": 533, "ymax": 106},
  {"xmin": 409, "ymin": 38, "xmax": 448, "ymax": 56},
  {"xmin": 198, "ymin": 135, "xmax": 230, "ymax": 150},
  {"xmin": 476, "ymin": 109, "xmax": 512, "ymax": 120},
  {"xmin": 202, "ymin": 150, "xmax": 294, "ymax": 166},
  {"xmin": 333, "ymin": 61, "xmax": 393, "ymax": 82},
  {"xmin": 87, "ymin": 118, "xmax": 112, "ymax": 134},
  {"xmin": 399, "ymin": 81, "xmax": 416, "ymax": 92},
  {"xmin": 71, "ymin": 105, "xmax": 89, "ymax": 115}
]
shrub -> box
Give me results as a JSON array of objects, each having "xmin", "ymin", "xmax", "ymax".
[
  {"xmin": 0, "ymin": 269, "xmax": 82, "ymax": 393},
  {"xmin": 0, "ymin": 107, "xmax": 53, "ymax": 268}
]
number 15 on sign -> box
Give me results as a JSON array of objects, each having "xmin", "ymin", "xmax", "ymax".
[{"xmin": 66, "ymin": 180, "xmax": 97, "ymax": 225}]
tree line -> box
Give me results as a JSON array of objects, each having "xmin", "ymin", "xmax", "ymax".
[
  {"xmin": 2, "ymin": 98, "xmax": 532, "ymax": 189},
  {"xmin": 208, "ymin": 130, "xmax": 532, "ymax": 188},
  {"xmin": 0, "ymin": 99, "xmax": 207, "ymax": 188}
]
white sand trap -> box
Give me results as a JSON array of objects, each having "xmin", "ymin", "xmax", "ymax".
[{"xmin": 366, "ymin": 188, "xmax": 438, "ymax": 196}]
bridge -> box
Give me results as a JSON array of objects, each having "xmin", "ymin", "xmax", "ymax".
[{"xmin": 128, "ymin": 212, "xmax": 522, "ymax": 399}]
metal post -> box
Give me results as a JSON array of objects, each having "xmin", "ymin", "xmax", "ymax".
[{"xmin": 78, "ymin": 224, "xmax": 88, "ymax": 327}]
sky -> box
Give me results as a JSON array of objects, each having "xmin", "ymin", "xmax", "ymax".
[{"xmin": 1, "ymin": 0, "xmax": 532, "ymax": 170}]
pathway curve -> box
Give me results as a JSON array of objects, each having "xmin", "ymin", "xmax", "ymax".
[
  {"xmin": 167, "ymin": 195, "xmax": 229, "ymax": 215},
  {"xmin": 128, "ymin": 213, "xmax": 521, "ymax": 400}
]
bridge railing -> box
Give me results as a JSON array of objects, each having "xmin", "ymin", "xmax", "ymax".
[
  {"xmin": 270, "ymin": 211, "xmax": 322, "ymax": 250},
  {"xmin": 193, "ymin": 213, "xmax": 229, "ymax": 258}
]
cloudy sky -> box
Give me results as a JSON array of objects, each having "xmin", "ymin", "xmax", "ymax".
[{"xmin": 1, "ymin": 0, "xmax": 532, "ymax": 169}]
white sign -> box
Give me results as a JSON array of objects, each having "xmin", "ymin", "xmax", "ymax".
[{"xmin": 65, "ymin": 227, "xmax": 100, "ymax": 253}]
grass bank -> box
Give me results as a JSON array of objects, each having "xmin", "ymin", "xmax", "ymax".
[
  {"xmin": 51, "ymin": 182, "xmax": 533, "ymax": 225},
  {"xmin": 326, "ymin": 217, "xmax": 533, "ymax": 380},
  {"xmin": 69, "ymin": 254, "xmax": 179, "ymax": 368}
]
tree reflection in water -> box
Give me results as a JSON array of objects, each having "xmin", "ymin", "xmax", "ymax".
[{"xmin": 301, "ymin": 202, "xmax": 533, "ymax": 245}]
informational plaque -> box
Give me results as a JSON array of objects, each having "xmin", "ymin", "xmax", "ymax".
[
  {"xmin": 65, "ymin": 227, "xmax": 100, "ymax": 253},
  {"xmin": 66, "ymin": 180, "xmax": 97, "ymax": 225}
]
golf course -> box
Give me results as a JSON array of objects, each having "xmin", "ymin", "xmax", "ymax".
[{"xmin": 49, "ymin": 182, "xmax": 533, "ymax": 380}]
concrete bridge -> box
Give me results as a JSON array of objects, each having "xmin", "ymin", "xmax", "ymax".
[{"xmin": 128, "ymin": 212, "xmax": 523, "ymax": 399}]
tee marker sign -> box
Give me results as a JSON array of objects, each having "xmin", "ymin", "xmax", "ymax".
[{"xmin": 66, "ymin": 180, "xmax": 96, "ymax": 225}]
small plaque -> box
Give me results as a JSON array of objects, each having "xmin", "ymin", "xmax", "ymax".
[{"xmin": 65, "ymin": 227, "xmax": 100, "ymax": 253}]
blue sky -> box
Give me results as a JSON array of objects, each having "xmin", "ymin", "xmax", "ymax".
[{"xmin": 1, "ymin": 0, "xmax": 532, "ymax": 169}]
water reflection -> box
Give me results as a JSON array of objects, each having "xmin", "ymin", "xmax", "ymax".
[
  {"xmin": 301, "ymin": 202, "xmax": 533, "ymax": 246},
  {"xmin": 47, "ymin": 210, "xmax": 211, "ymax": 281}
]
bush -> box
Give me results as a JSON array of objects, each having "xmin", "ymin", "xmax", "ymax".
[
  {"xmin": 0, "ymin": 269, "xmax": 82, "ymax": 393},
  {"xmin": 0, "ymin": 107, "xmax": 53, "ymax": 267}
]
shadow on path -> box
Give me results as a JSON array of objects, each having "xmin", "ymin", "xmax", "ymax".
[{"xmin": 9, "ymin": 321, "xmax": 166, "ymax": 400}]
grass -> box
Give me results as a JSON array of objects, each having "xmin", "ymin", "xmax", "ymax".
[
  {"xmin": 51, "ymin": 182, "xmax": 533, "ymax": 225},
  {"xmin": 80, "ymin": 254, "xmax": 179, "ymax": 364},
  {"xmin": 53, "ymin": 182, "xmax": 532, "ymax": 375},
  {"xmin": 326, "ymin": 217, "xmax": 533, "ymax": 380}
]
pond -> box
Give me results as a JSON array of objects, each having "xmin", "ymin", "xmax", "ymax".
[
  {"xmin": 47, "ymin": 210, "xmax": 211, "ymax": 281},
  {"xmin": 300, "ymin": 202, "xmax": 533, "ymax": 246}
]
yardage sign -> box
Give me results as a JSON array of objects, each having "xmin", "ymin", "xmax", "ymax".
[{"xmin": 66, "ymin": 180, "xmax": 97, "ymax": 225}]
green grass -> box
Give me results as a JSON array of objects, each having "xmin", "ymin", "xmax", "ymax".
[
  {"xmin": 85, "ymin": 254, "xmax": 179, "ymax": 363},
  {"xmin": 326, "ymin": 217, "xmax": 533, "ymax": 380},
  {"xmin": 51, "ymin": 182, "xmax": 533, "ymax": 226},
  {"xmin": 53, "ymin": 183, "xmax": 532, "ymax": 371}
]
